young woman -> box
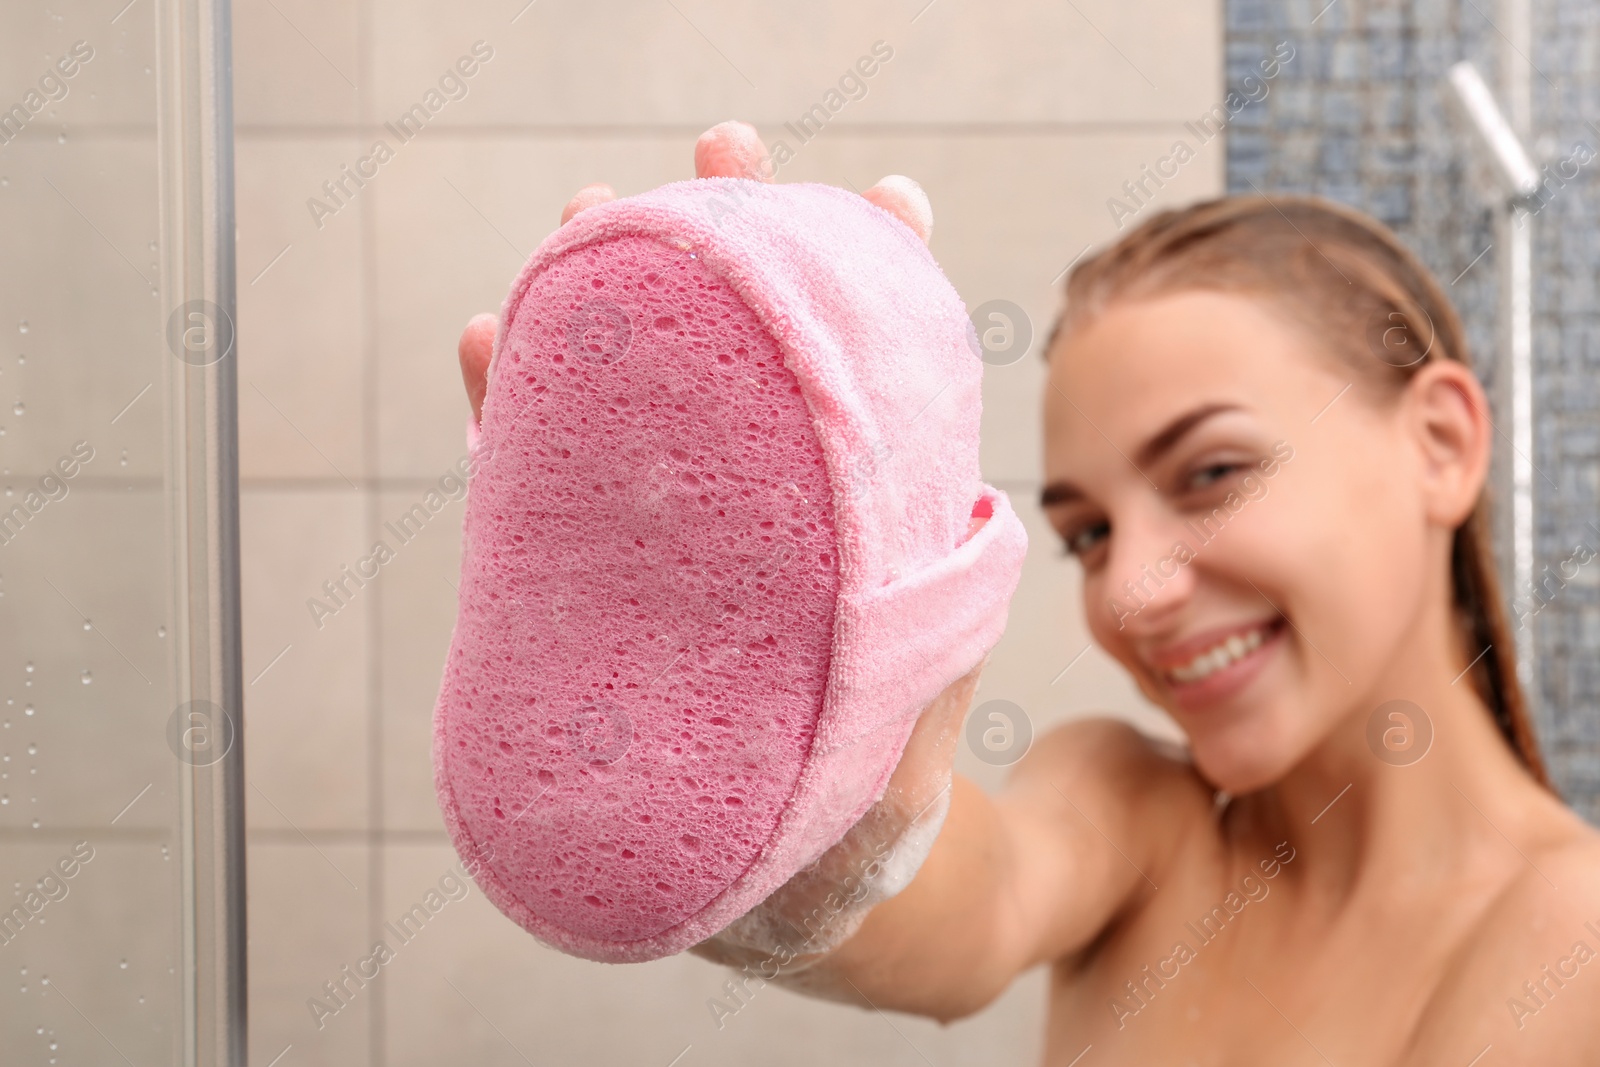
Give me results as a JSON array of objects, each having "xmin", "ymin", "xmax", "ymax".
[{"xmin": 456, "ymin": 124, "xmax": 1600, "ymax": 1064}]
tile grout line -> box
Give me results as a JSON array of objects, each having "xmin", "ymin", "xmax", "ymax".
[
  {"xmin": 0, "ymin": 826, "xmax": 457, "ymax": 844},
  {"xmin": 235, "ymin": 119, "xmax": 1194, "ymax": 137},
  {"xmin": 22, "ymin": 119, "xmax": 1207, "ymax": 141},
  {"xmin": 356, "ymin": 0, "xmax": 386, "ymax": 1062}
]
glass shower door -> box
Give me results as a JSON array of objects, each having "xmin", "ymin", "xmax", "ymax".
[{"xmin": 0, "ymin": 0, "xmax": 244, "ymax": 1063}]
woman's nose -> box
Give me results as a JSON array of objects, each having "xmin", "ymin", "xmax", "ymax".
[{"xmin": 1098, "ymin": 515, "xmax": 1198, "ymax": 634}]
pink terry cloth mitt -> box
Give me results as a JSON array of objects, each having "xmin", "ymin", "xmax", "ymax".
[{"xmin": 433, "ymin": 175, "xmax": 1028, "ymax": 963}]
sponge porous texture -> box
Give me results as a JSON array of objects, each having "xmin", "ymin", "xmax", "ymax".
[
  {"xmin": 442, "ymin": 234, "xmax": 840, "ymax": 944},
  {"xmin": 434, "ymin": 178, "xmax": 1029, "ymax": 963}
]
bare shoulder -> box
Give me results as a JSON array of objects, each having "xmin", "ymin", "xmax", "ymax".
[
  {"xmin": 987, "ymin": 716, "xmax": 1222, "ymax": 969},
  {"xmin": 1006, "ymin": 715, "xmax": 1218, "ymax": 823},
  {"xmin": 1489, "ymin": 819, "xmax": 1600, "ymax": 1057},
  {"xmin": 1530, "ymin": 808, "xmax": 1600, "ymax": 891},
  {"xmin": 1423, "ymin": 800, "xmax": 1600, "ymax": 1061},
  {"xmin": 1476, "ymin": 801, "xmax": 1600, "ymax": 950}
]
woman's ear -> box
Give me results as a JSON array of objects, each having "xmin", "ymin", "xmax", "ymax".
[{"xmin": 1403, "ymin": 359, "xmax": 1491, "ymax": 529}]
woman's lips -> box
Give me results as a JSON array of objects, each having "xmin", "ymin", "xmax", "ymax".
[{"xmin": 1152, "ymin": 616, "xmax": 1288, "ymax": 711}]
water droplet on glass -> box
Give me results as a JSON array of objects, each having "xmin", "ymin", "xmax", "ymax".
[
  {"xmin": 118, "ymin": 959, "xmax": 127, "ymax": 970},
  {"xmin": 1, "ymin": 796, "xmax": 9, "ymax": 805},
  {"xmin": 16, "ymin": 322, "xmax": 26, "ymax": 335},
  {"xmin": 26, "ymin": 743, "xmax": 35, "ymax": 755},
  {"xmin": 80, "ymin": 670, "xmax": 90, "ymax": 685},
  {"xmin": 56, "ymin": 132, "xmax": 65, "ymax": 144},
  {"xmin": 23, "ymin": 705, "xmax": 33, "ymax": 716},
  {"xmin": 82, "ymin": 619, "xmax": 91, "ymax": 631},
  {"xmin": 12, "ymin": 402, "xmax": 22, "ymax": 416},
  {"xmin": 31, "ymin": 820, "xmax": 39, "ymax": 828},
  {"xmin": 23, "ymin": 662, "xmax": 32, "ymax": 674},
  {"xmin": 0, "ymin": 177, "xmax": 8, "ymax": 188},
  {"xmin": 157, "ymin": 626, "xmax": 167, "ymax": 638},
  {"xmin": 119, "ymin": 450, "xmax": 127, "ymax": 467}
]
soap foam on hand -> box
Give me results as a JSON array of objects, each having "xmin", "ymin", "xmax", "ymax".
[{"xmin": 432, "ymin": 170, "xmax": 1028, "ymax": 964}]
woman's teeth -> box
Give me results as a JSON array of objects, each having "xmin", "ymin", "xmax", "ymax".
[{"xmin": 1166, "ymin": 625, "xmax": 1269, "ymax": 684}]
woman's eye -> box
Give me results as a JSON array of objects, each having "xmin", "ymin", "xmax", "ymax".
[
  {"xmin": 1187, "ymin": 461, "xmax": 1243, "ymax": 490},
  {"xmin": 1059, "ymin": 521, "xmax": 1108, "ymax": 557}
]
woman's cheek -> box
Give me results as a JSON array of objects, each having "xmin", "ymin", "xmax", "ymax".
[{"xmin": 1082, "ymin": 574, "xmax": 1135, "ymax": 664}]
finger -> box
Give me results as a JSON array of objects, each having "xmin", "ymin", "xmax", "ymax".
[
  {"xmin": 694, "ymin": 120, "xmax": 774, "ymax": 181},
  {"xmin": 862, "ymin": 175, "xmax": 933, "ymax": 244},
  {"xmin": 560, "ymin": 182, "xmax": 616, "ymax": 224},
  {"xmin": 458, "ymin": 312, "xmax": 497, "ymax": 426}
]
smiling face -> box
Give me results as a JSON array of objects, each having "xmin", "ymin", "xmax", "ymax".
[{"xmin": 1042, "ymin": 289, "xmax": 1443, "ymax": 793}]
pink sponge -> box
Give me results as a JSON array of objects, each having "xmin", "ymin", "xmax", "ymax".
[{"xmin": 433, "ymin": 177, "xmax": 1028, "ymax": 963}]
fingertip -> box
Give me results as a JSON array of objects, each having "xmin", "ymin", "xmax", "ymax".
[
  {"xmin": 459, "ymin": 312, "xmax": 497, "ymax": 423},
  {"xmin": 460, "ymin": 312, "xmax": 497, "ymax": 361},
  {"xmin": 560, "ymin": 182, "xmax": 616, "ymax": 224},
  {"xmin": 694, "ymin": 120, "xmax": 774, "ymax": 182},
  {"xmin": 863, "ymin": 175, "xmax": 933, "ymax": 244}
]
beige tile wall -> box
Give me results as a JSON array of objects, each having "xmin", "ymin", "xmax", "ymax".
[{"xmin": 0, "ymin": 1, "xmax": 1222, "ymax": 1064}]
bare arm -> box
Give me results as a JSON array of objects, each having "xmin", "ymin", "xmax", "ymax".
[{"xmin": 763, "ymin": 717, "xmax": 1214, "ymax": 1022}]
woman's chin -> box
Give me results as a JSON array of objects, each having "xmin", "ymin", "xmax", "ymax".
[{"xmin": 1189, "ymin": 735, "xmax": 1292, "ymax": 796}]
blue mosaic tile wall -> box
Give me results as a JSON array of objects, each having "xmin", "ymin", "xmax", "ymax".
[
  {"xmin": 1529, "ymin": 0, "xmax": 1600, "ymax": 817},
  {"xmin": 1225, "ymin": 0, "xmax": 1600, "ymax": 818}
]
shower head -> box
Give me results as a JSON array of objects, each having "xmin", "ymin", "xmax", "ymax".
[{"xmin": 1446, "ymin": 61, "xmax": 1542, "ymax": 202}]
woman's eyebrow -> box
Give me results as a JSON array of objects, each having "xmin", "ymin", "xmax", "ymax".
[
  {"xmin": 1039, "ymin": 401, "xmax": 1245, "ymax": 509},
  {"xmin": 1039, "ymin": 481, "xmax": 1082, "ymax": 508},
  {"xmin": 1133, "ymin": 401, "xmax": 1244, "ymax": 470}
]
